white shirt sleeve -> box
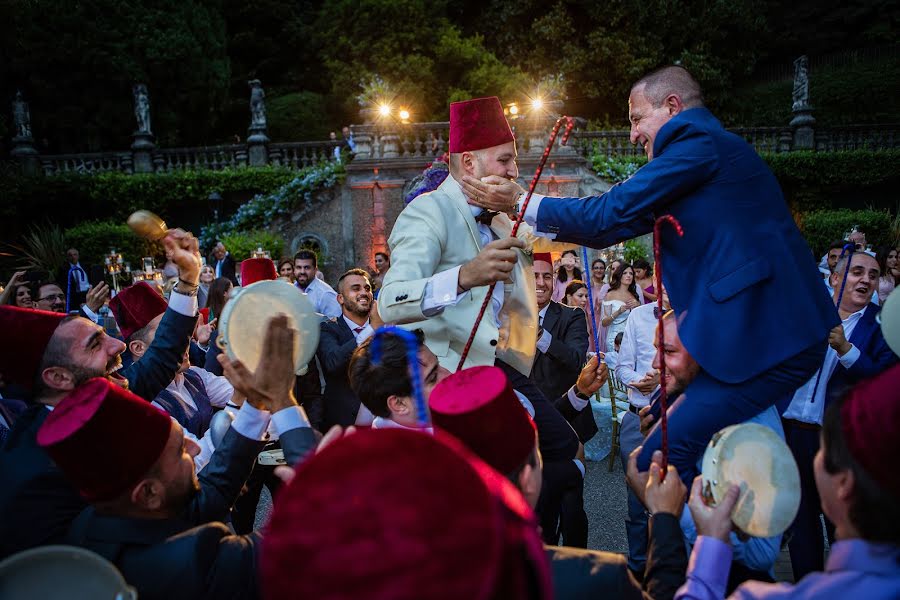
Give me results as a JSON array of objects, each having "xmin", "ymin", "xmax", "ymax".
[
  {"xmin": 167, "ymin": 290, "xmax": 198, "ymax": 317},
  {"xmin": 522, "ymin": 194, "xmax": 556, "ymax": 239},
  {"xmin": 421, "ymin": 265, "xmax": 469, "ymax": 316},
  {"xmin": 271, "ymin": 405, "xmax": 312, "ymax": 435},
  {"xmin": 567, "ymin": 386, "xmax": 589, "ymax": 411},
  {"xmin": 838, "ymin": 344, "xmax": 860, "ymax": 368},
  {"xmin": 195, "ymin": 368, "xmax": 235, "ymax": 408},
  {"xmin": 80, "ymin": 304, "xmax": 101, "ymax": 323},
  {"xmin": 615, "ymin": 314, "xmax": 642, "ymax": 385},
  {"xmin": 230, "ymin": 401, "xmax": 272, "ymax": 441}
]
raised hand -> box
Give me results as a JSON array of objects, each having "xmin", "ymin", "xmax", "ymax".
[
  {"xmin": 458, "ymin": 237, "xmax": 525, "ymax": 292},
  {"xmin": 575, "ymin": 354, "xmax": 608, "ymax": 397},
  {"xmin": 195, "ymin": 318, "xmax": 217, "ymax": 346},
  {"xmin": 687, "ymin": 476, "xmax": 741, "ymax": 542},
  {"xmin": 85, "ymin": 282, "xmax": 110, "ymax": 313},
  {"xmin": 162, "ymin": 228, "xmax": 202, "ymax": 287}
]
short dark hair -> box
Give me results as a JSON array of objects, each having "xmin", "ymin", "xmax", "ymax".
[
  {"xmin": 506, "ymin": 445, "xmax": 539, "ymax": 487},
  {"xmin": 348, "ymin": 329, "xmax": 425, "ymax": 418},
  {"xmin": 591, "ymin": 258, "xmax": 606, "ymax": 269},
  {"xmin": 293, "ymin": 250, "xmax": 317, "ymax": 268},
  {"xmin": 375, "ymin": 251, "xmax": 390, "ymax": 261},
  {"xmin": 829, "ymin": 240, "xmax": 850, "ymax": 252},
  {"xmin": 632, "ymin": 258, "xmax": 652, "ymax": 276},
  {"xmin": 822, "ymin": 398, "xmax": 900, "ymax": 544},
  {"xmin": 563, "ymin": 280, "xmax": 586, "ymax": 300},
  {"xmin": 337, "ymin": 268, "xmax": 371, "ymax": 295},
  {"xmin": 278, "ymin": 259, "xmax": 293, "ymax": 271},
  {"xmin": 632, "ymin": 65, "xmax": 703, "ymax": 109}
]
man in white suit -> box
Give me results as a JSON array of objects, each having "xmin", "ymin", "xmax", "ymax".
[{"xmin": 378, "ymin": 96, "xmax": 580, "ymax": 504}]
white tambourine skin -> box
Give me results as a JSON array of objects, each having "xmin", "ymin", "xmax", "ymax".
[{"xmin": 216, "ymin": 280, "xmax": 321, "ymax": 376}]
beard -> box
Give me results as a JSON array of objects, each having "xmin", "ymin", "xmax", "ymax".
[{"xmin": 344, "ymin": 296, "xmax": 372, "ymax": 318}]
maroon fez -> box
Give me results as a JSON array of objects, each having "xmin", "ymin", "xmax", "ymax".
[
  {"xmin": 532, "ymin": 252, "xmax": 553, "ymax": 266},
  {"xmin": 429, "ymin": 366, "xmax": 537, "ymax": 475},
  {"xmin": 840, "ymin": 363, "xmax": 900, "ymax": 500},
  {"xmin": 260, "ymin": 428, "xmax": 552, "ymax": 600},
  {"xmin": 37, "ymin": 377, "xmax": 172, "ymax": 502},
  {"xmin": 109, "ymin": 282, "xmax": 168, "ymax": 341},
  {"xmin": 449, "ymin": 97, "xmax": 515, "ymax": 153},
  {"xmin": 0, "ymin": 305, "xmax": 66, "ymax": 391},
  {"xmin": 240, "ymin": 258, "xmax": 278, "ymax": 287}
]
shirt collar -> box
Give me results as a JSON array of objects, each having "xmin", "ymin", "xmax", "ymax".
[
  {"xmin": 842, "ymin": 305, "xmax": 868, "ymax": 324},
  {"xmin": 826, "ymin": 539, "xmax": 900, "ymax": 576},
  {"xmin": 342, "ymin": 314, "xmax": 369, "ymax": 331},
  {"xmin": 538, "ymin": 303, "xmax": 550, "ymax": 319}
]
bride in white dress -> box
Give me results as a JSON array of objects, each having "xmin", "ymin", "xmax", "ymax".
[{"xmin": 601, "ymin": 264, "xmax": 641, "ymax": 354}]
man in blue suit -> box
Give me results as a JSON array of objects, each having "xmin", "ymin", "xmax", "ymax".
[
  {"xmin": 464, "ymin": 66, "xmax": 838, "ymax": 486},
  {"xmin": 781, "ymin": 251, "xmax": 897, "ymax": 579}
]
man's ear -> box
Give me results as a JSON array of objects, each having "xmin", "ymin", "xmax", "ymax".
[
  {"xmin": 128, "ymin": 339, "xmax": 147, "ymax": 359},
  {"xmin": 834, "ymin": 468, "xmax": 855, "ymax": 504},
  {"xmin": 41, "ymin": 367, "xmax": 77, "ymax": 392},
  {"xmin": 337, "ymin": 293, "xmax": 346, "ymax": 307},
  {"xmin": 517, "ymin": 462, "xmax": 540, "ymax": 498},
  {"xmin": 461, "ymin": 151, "xmax": 476, "ymax": 175},
  {"xmin": 386, "ymin": 395, "xmax": 411, "ymax": 416},
  {"xmin": 664, "ymin": 93, "xmax": 684, "ymax": 116},
  {"xmin": 130, "ymin": 478, "xmax": 165, "ymax": 512}
]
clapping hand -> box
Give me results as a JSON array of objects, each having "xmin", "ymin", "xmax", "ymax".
[
  {"xmin": 195, "ymin": 318, "xmax": 217, "ymax": 346},
  {"xmin": 217, "ymin": 314, "xmax": 298, "ymax": 412},
  {"xmin": 630, "ymin": 371, "xmax": 660, "ymax": 395},
  {"xmin": 85, "ymin": 282, "xmax": 110, "ymax": 313},
  {"xmin": 162, "ymin": 228, "xmax": 202, "ymax": 286},
  {"xmin": 687, "ymin": 476, "xmax": 741, "ymax": 543}
]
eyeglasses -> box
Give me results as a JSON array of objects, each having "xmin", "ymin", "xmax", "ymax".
[{"xmin": 38, "ymin": 293, "xmax": 66, "ymax": 302}]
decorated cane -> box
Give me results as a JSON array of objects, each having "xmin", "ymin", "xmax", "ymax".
[
  {"xmin": 581, "ymin": 246, "xmax": 603, "ymax": 357},
  {"xmin": 653, "ymin": 215, "xmax": 684, "ymax": 481},
  {"xmin": 808, "ymin": 243, "xmax": 855, "ymax": 403},
  {"xmin": 456, "ymin": 116, "xmax": 577, "ymax": 372},
  {"xmin": 371, "ymin": 326, "xmax": 429, "ymax": 428}
]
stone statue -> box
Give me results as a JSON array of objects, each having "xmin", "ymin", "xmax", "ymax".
[
  {"xmin": 12, "ymin": 90, "xmax": 32, "ymax": 139},
  {"xmin": 249, "ymin": 79, "xmax": 267, "ymax": 129},
  {"xmin": 133, "ymin": 84, "xmax": 152, "ymax": 134},
  {"xmin": 792, "ymin": 55, "xmax": 809, "ymax": 111}
]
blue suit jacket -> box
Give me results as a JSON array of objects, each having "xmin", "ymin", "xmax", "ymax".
[
  {"xmin": 826, "ymin": 303, "xmax": 898, "ymax": 405},
  {"xmin": 535, "ymin": 108, "xmax": 838, "ymax": 383}
]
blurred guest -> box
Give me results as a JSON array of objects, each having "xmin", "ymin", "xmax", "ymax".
[
  {"xmin": 552, "ymin": 249, "xmax": 582, "ymax": 302},
  {"xmin": 876, "ymin": 246, "xmax": 897, "ymax": 301},
  {"xmin": 293, "ymin": 250, "xmax": 340, "ymax": 318},
  {"xmin": 633, "ymin": 258, "xmax": 657, "ymax": 303},
  {"xmin": 563, "ymin": 280, "xmax": 595, "ymax": 354},
  {"xmin": 277, "ymin": 259, "xmax": 294, "ymax": 283},
  {"xmin": 601, "ymin": 264, "xmax": 641, "ymax": 354},
  {"xmin": 57, "ymin": 247, "xmax": 92, "ymax": 310},
  {"xmin": 198, "ymin": 264, "xmax": 215, "ymax": 308},
  {"xmin": 0, "ymin": 271, "xmax": 33, "ymax": 308},
  {"xmin": 209, "ymin": 241, "xmax": 238, "ymax": 286},
  {"xmin": 34, "ymin": 282, "xmax": 66, "ymax": 313},
  {"xmin": 206, "ymin": 277, "xmax": 232, "ymax": 323},
  {"xmin": 372, "ymin": 251, "xmax": 390, "ymax": 296},
  {"xmin": 820, "ymin": 240, "xmax": 849, "ymax": 279}
]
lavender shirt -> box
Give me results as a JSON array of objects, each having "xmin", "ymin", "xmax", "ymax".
[{"xmin": 675, "ymin": 537, "xmax": 900, "ymax": 600}]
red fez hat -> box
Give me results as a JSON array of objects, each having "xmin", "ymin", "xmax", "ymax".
[
  {"xmin": 37, "ymin": 377, "xmax": 172, "ymax": 502},
  {"xmin": 449, "ymin": 97, "xmax": 515, "ymax": 154},
  {"xmin": 109, "ymin": 282, "xmax": 167, "ymax": 341},
  {"xmin": 532, "ymin": 252, "xmax": 553, "ymax": 266},
  {"xmin": 260, "ymin": 428, "xmax": 551, "ymax": 600},
  {"xmin": 0, "ymin": 305, "xmax": 66, "ymax": 391},
  {"xmin": 240, "ymin": 258, "xmax": 277, "ymax": 287},
  {"xmin": 429, "ymin": 366, "xmax": 537, "ymax": 475},
  {"xmin": 840, "ymin": 363, "xmax": 900, "ymax": 500}
]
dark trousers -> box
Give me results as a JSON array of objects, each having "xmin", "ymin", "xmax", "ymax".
[
  {"xmin": 230, "ymin": 459, "xmax": 282, "ymax": 535},
  {"xmin": 638, "ymin": 340, "xmax": 826, "ymax": 487},
  {"xmin": 784, "ymin": 421, "xmax": 835, "ymax": 580},
  {"xmin": 619, "ymin": 411, "xmax": 649, "ymax": 572}
]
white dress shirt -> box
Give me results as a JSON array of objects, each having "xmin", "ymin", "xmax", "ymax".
[
  {"xmin": 68, "ymin": 262, "xmax": 91, "ymax": 292},
  {"xmin": 783, "ymin": 306, "xmax": 865, "ymax": 425},
  {"xmin": 342, "ymin": 315, "xmax": 374, "ymax": 345},
  {"xmin": 297, "ymin": 276, "xmax": 341, "ymax": 318},
  {"xmin": 615, "ymin": 303, "xmax": 660, "ymax": 408},
  {"xmin": 151, "ymin": 366, "xmax": 233, "ymax": 413}
]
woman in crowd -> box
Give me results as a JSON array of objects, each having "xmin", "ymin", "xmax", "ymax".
[
  {"xmin": 601, "ymin": 263, "xmax": 641, "ymax": 353},
  {"xmin": 551, "ymin": 249, "xmax": 582, "ymax": 302},
  {"xmin": 206, "ymin": 277, "xmax": 233, "ymax": 323},
  {"xmin": 633, "ymin": 258, "xmax": 657, "ymax": 304},
  {"xmin": 198, "ymin": 265, "xmax": 215, "ymax": 308},
  {"xmin": 278, "ymin": 259, "xmax": 295, "ymax": 283},
  {"xmin": 0, "ymin": 272, "xmax": 34, "ymax": 308},
  {"xmin": 563, "ymin": 280, "xmax": 595, "ymax": 354},
  {"xmin": 876, "ymin": 246, "xmax": 898, "ymax": 301}
]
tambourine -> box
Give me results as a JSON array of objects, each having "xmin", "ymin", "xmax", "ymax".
[
  {"xmin": 701, "ymin": 423, "xmax": 800, "ymax": 538},
  {"xmin": 878, "ymin": 288, "xmax": 900, "ymax": 357},
  {"xmin": 258, "ymin": 449, "xmax": 286, "ymax": 466},
  {"xmin": 216, "ymin": 280, "xmax": 320, "ymax": 375},
  {"xmin": 0, "ymin": 545, "xmax": 137, "ymax": 599}
]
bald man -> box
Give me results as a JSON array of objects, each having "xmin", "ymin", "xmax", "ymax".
[{"xmin": 464, "ymin": 65, "xmax": 838, "ymax": 487}]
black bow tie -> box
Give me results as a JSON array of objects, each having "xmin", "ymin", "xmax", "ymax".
[{"xmin": 475, "ymin": 210, "xmax": 499, "ymax": 225}]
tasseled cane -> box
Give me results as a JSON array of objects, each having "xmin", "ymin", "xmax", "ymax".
[
  {"xmin": 370, "ymin": 326, "xmax": 429, "ymax": 428},
  {"xmin": 456, "ymin": 116, "xmax": 577, "ymax": 372},
  {"xmin": 653, "ymin": 215, "xmax": 684, "ymax": 481}
]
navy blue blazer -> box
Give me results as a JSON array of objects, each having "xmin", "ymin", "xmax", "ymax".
[
  {"xmin": 826, "ymin": 303, "xmax": 898, "ymax": 405},
  {"xmin": 534, "ymin": 107, "xmax": 838, "ymax": 383},
  {"xmin": 316, "ymin": 317, "xmax": 361, "ymax": 430}
]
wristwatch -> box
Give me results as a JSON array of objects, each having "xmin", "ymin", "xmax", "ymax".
[{"xmin": 574, "ymin": 388, "xmax": 590, "ymax": 401}]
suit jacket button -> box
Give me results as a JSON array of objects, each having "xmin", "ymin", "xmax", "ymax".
[{"xmin": 490, "ymin": 339, "xmax": 498, "ymax": 346}]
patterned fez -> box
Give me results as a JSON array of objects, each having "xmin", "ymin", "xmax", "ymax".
[
  {"xmin": 449, "ymin": 96, "xmax": 515, "ymax": 153},
  {"xmin": 109, "ymin": 281, "xmax": 168, "ymax": 341},
  {"xmin": 260, "ymin": 428, "xmax": 552, "ymax": 600},
  {"xmin": 37, "ymin": 377, "xmax": 173, "ymax": 502},
  {"xmin": 240, "ymin": 258, "xmax": 278, "ymax": 287},
  {"xmin": 429, "ymin": 366, "xmax": 537, "ymax": 475},
  {"xmin": 0, "ymin": 305, "xmax": 66, "ymax": 391},
  {"xmin": 840, "ymin": 363, "xmax": 900, "ymax": 500}
]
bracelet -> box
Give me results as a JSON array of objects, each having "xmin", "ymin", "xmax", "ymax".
[
  {"xmin": 574, "ymin": 388, "xmax": 590, "ymax": 400},
  {"xmin": 178, "ymin": 278, "xmax": 199, "ymax": 289}
]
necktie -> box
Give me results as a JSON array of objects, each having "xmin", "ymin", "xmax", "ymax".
[
  {"xmin": 353, "ymin": 327, "xmax": 364, "ymax": 334},
  {"xmin": 474, "ymin": 210, "xmax": 499, "ymax": 225}
]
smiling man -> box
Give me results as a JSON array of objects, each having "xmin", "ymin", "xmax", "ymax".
[
  {"xmin": 781, "ymin": 251, "xmax": 898, "ymax": 580},
  {"xmin": 467, "ymin": 65, "xmax": 841, "ymax": 488}
]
